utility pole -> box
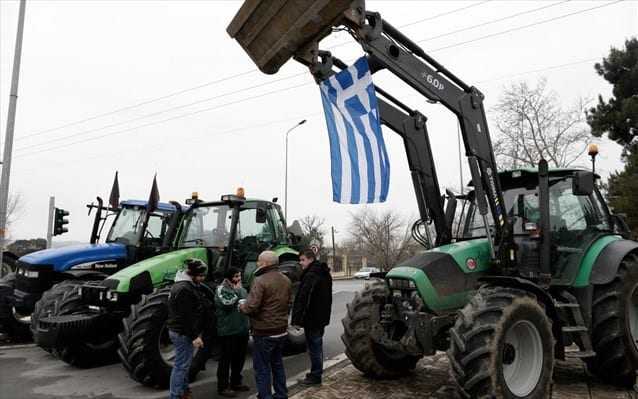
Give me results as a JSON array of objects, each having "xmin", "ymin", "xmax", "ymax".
[
  {"xmin": 284, "ymin": 119, "xmax": 306, "ymax": 221},
  {"xmin": 0, "ymin": 0, "xmax": 27, "ymax": 267},
  {"xmin": 331, "ymin": 226, "xmax": 337, "ymax": 270},
  {"xmin": 457, "ymin": 121, "xmax": 464, "ymax": 195},
  {"xmin": 46, "ymin": 197, "xmax": 54, "ymax": 248}
]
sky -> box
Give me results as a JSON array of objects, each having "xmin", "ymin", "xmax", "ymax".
[{"xmin": 0, "ymin": 0, "xmax": 636, "ymax": 245}]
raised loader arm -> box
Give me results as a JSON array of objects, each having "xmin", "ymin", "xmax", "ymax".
[{"xmin": 228, "ymin": 1, "xmax": 515, "ymax": 267}]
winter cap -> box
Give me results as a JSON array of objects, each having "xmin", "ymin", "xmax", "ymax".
[{"xmin": 185, "ymin": 258, "xmax": 207, "ymax": 277}]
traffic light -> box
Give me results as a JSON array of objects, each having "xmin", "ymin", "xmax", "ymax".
[{"xmin": 54, "ymin": 208, "xmax": 69, "ymax": 236}]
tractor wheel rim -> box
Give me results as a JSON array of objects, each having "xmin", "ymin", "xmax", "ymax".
[
  {"xmin": 628, "ymin": 285, "xmax": 638, "ymax": 352},
  {"xmin": 159, "ymin": 325, "xmax": 176, "ymax": 366},
  {"xmin": 1, "ymin": 262, "xmax": 11, "ymax": 278},
  {"xmin": 502, "ymin": 320, "xmax": 544, "ymax": 397},
  {"xmin": 158, "ymin": 325, "xmax": 200, "ymax": 367}
]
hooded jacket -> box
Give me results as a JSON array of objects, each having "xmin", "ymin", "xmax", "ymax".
[
  {"xmin": 291, "ymin": 260, "xmax": 332, "ymax": 330},
  {"xmin": 167, "ymin": 270, "xmax": 205, "ymax": 339}
]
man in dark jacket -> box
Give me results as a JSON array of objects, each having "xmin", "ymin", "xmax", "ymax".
[
  {"xmin": 166, "ymin": 259, "xmax": 207, "ymax": 399},
  {"xmin": 291, "ymin": 248, "xmax": 332, "ymax": 385},
  {"xmin": 239, "ymin": 250, "xmax": 292, "ymax": 399}
]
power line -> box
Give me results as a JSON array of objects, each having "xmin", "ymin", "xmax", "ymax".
[
  {"xmin": 15, "ymin": 70, "xmax": 308, "ymax": 152},
  {"xmin": 17, "ymin": 112, "xmax": 323, "ymax": 174},
  {"xmin": 16, "ymin": 69, "xmax": 258, "ymax": 141},
  {"xmin": 426, "ymin": 0, "xmax": 624, "ymax": 52},
  {"xmin": 16, "ymin": 54, "xmax": 600, "ymax": 159},
  {"xmin": 14, "ymin": 2, "xmax": 619, "ymax": 156},
  {"xmin": 415, "ymin": 0, "xmax": 571, "ymax": 44},
  {"xmin": 15, "ymin": 81, "xmax": 312, "ymax": 158},
  {"xmin": 18, "ymin": 1, "xmax": 492, "ymax": 142}
]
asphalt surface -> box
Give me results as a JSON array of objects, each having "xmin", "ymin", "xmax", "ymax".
[{"xmin": 0, "ymin": 279, "xmax": 365, "ymax": 399}]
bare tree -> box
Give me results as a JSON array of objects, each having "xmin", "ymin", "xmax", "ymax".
[
  {"xmin": 492, "ymin": 78, "xmax": 592, "ymax": 169},
  {"xmin": 299, "ymin": 215, "xmax": 326, "ymax": 248},
  {"xmin": 5, "ymin": 193, "xmax": 23, "ymax": 234},
  {"xmin": 346, "ymin": 208, "xmax": 419, "ymax": 271}
]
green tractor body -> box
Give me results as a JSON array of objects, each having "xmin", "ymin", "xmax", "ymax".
[{"xmin": 110, "ymin": 194, "xmax": 303, "ymax": 388}]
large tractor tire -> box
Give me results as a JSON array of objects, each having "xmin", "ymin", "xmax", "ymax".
[
  {"xmin": 448, "ymin": 287, "xmax": 554, "ymax": 399},
  {"xmin": 118, "ymin": 287, "xmax": 207, "ymax": 388},
  {"xmin": 586, "ymin": 254, "xmax": 638, "ymax": 386},
  {"xmin": 51, "ymin": 282, "xmax": 119, "ymax": 367},
  {"xmin": 31, "ymin": 280, "xmax": 82, "ymax": 352},
  {"xmin": 1, "ymin": 256, "xmax": 16, "ymax": 279},
  {"xmin": 0, "ymin": 273, "xmax": 30, "ymax": 341},
  {"xmin": 341, "ymin": 279, "xmax": 420, "ymax": 378}
]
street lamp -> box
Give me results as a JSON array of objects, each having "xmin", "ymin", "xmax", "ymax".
[{"xmin": 285, "ymin": 119, "xmax": 307, "ymax": 221}]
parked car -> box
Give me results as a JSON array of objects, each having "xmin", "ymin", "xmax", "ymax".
[{"xmin": 353, "ymin": 267, "xmax": 380, "ymax": 279}]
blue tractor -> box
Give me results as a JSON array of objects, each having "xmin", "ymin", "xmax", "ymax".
[{"xmin": 0, "ymin": 196, "xmax": 182, "ymax": 341}]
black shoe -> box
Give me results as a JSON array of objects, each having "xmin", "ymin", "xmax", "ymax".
[
  {"xmin": 218, "ymin": 388, "xmax": 237, "ymax": 397},
  {"xmin": 298, "ymin": 376, "xmax": 321, "ymax": 386},
  {"xmin": 231, "ymin": 384, "xmax": 250, "ymax": 392}
]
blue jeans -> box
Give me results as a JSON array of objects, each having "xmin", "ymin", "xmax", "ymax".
[
  {"xmin": 169, "ymin": 330, "xmax": 193, "ymax": 399},
  {"xmin": 252, "ymin": 335, "xmax": 288, "ymax": 399},
  {"xmin": 305, "ymin": 328, "xmax": 324, "ymax": 381}
]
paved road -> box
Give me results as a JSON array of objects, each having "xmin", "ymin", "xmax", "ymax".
[{"xmin": 0, "ymin": 279, "xmax": 365, "ymax": 399}]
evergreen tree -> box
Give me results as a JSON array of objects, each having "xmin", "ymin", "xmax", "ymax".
[
  {"xmin": 607, "ymin": 150, "xmax": 638, "ymax": 238},
  {"xmin": 587, "ymin": 38, "xmax": 638, "ymax": 155}
]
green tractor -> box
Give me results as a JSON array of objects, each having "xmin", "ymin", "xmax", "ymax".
[
  {"xmin": 82, "ymin": 192, "xmax": 302, "ymax": 388},
  {"xmin": 227, "ymin": 1, "xmax": 638, "ymax": 397}
]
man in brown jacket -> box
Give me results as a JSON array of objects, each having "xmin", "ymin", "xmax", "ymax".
[{"xmin": 239, "ymin": 250, "xmax": 292, "ymax": 399}]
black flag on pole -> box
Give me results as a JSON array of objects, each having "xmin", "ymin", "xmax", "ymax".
[
  {"xmin": 147, "ymin": 174, "xmax": 160, "ymax": 213},
  {"xmin": 109, "ymin": 171, "xmax": 120, "ymax": 209}
]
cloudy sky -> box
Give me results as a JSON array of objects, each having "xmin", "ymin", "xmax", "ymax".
[{"xmin": 0, "ymin": 0, "xmax": 636, "ymax": 244}]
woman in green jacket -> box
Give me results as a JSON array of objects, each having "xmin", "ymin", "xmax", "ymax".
[{"xmin": 215, "ymin": 267, "xmax": 250, "ymax": 397}]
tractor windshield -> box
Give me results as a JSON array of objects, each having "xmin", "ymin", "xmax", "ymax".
[
  {"xmin": 179, "ymin": 202, "xmax": 284, "ymax": 248},
  {"xmin": 180, "ymin": 205, "xmax": 232, "ymax": 248},
  {"xmin": 462, "ymin": 176, "xmax": 611, "ymax": 239},
  {"xmin": 106, "ymin": 206, "xmax": 170, "ymax": 246}
]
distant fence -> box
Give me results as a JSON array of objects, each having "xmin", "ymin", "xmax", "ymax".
[{"xmin": 326, "ymin": 254, "xmax": 368, "ymax": 278}]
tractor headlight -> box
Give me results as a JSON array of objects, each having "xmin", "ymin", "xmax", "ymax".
[
  {"xmin": 106, "ymin": 291, "xmax": 118, "ymax": 302},
  {"xmin": 23, "ymin": 270, "xmax": 39, "ymax": 278}
]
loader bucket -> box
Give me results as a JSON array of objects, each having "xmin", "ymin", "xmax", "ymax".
[{"xmin": 227, "ymin": 0, "xmax": 356, "ymax": 74}]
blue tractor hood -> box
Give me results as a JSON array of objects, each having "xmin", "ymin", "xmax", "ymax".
[{"xmin": 19, "ymin": 243, "xmax": 128, "ymax": 272}]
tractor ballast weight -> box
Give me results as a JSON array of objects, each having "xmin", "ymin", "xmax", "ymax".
[{"xmin": 228, "ymin": 2, "xmax": 638, "ymax": 397}]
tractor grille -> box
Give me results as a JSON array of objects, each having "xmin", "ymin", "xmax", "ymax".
[
  {"xmin": 14, "ymin": 261, "xmax": 55, "ymax": 295},
  {"xmin": 79, "ymin": 282, "xmax": 108, "ymax": 306}
]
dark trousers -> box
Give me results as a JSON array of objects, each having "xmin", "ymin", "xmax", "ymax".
[
  {"xmin": 217, "ymin": 334, "xmax": 249, "ymax": 392},
  {"xmin": 305, "ymin": 327, "xmax": 325, "ymax": 381},
  {"xmin": 252, "ymin": 335, "xmax": 288, "ymax": 399}
]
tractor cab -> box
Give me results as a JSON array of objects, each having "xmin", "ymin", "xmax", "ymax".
[
  {"xmin": 106, "ymin": 200, "xmax": 179, "ymax": 262},
  {"xmin": 177, "ymin": 191, "xmax": 299, "ymax": 286},
  {"xmin": 459, "ymin": 168, "xmax": 621, "ymax": 285}
]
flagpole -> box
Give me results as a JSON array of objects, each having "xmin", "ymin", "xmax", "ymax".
[{"xmin": 284, "ymin": 119, "xmax": 306, "ymax": 221}]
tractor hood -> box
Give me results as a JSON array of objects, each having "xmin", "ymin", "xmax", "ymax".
[
  {"xmin": 105, "ymin": 247, "xmax": 208, "ymax": 293},
  {"xmin": 19, "ymin": 243, "xmax": 127, "ymax": 272}
]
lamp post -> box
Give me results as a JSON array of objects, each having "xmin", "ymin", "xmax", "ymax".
[{"xmin": 284, "ymin": 119, "xmax": 306, "ymax": 221}]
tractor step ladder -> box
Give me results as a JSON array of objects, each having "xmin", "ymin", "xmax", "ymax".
[{"xmin": 554, "ymin": 292, "xmax": 596, "ymax": 359}]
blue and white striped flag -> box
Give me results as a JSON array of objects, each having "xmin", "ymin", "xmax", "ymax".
[{"xmin": 319, "ymin": 57, "xmax": 390, "ymax": 204}]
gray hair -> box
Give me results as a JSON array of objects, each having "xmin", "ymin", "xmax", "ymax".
[{"xmin": 258, "ymin": 250, "xmax": 279, "ymax": 267}]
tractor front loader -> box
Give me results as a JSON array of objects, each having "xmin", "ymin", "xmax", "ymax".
[{"xmin": 227, "ymin": 1, "xmax": 638, "ymax": 397}]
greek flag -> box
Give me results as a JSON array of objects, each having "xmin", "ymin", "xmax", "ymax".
[{"xmin": 319, "ymin": 57, "xmax": 390, "ymax": 204}]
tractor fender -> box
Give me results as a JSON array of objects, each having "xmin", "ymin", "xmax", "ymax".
[
  {"xmin": 478, "ymin": 275, "xmax": 566, "ymax": 359},
  {"xmin": 60, "ymin": 270, "xmax": 109, "ymax": 281},
  {"xmin": 590, "ymin": 239, "xmax": 638, "ymax": 285}
]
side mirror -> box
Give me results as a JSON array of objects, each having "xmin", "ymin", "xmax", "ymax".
[
  {"xmin": 572, "ymin": 171, "xmax": 594, "ymax": 196},
  {"xmin": 256, "ymin": 208, "xmax": 267, "ymax": 223}
]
